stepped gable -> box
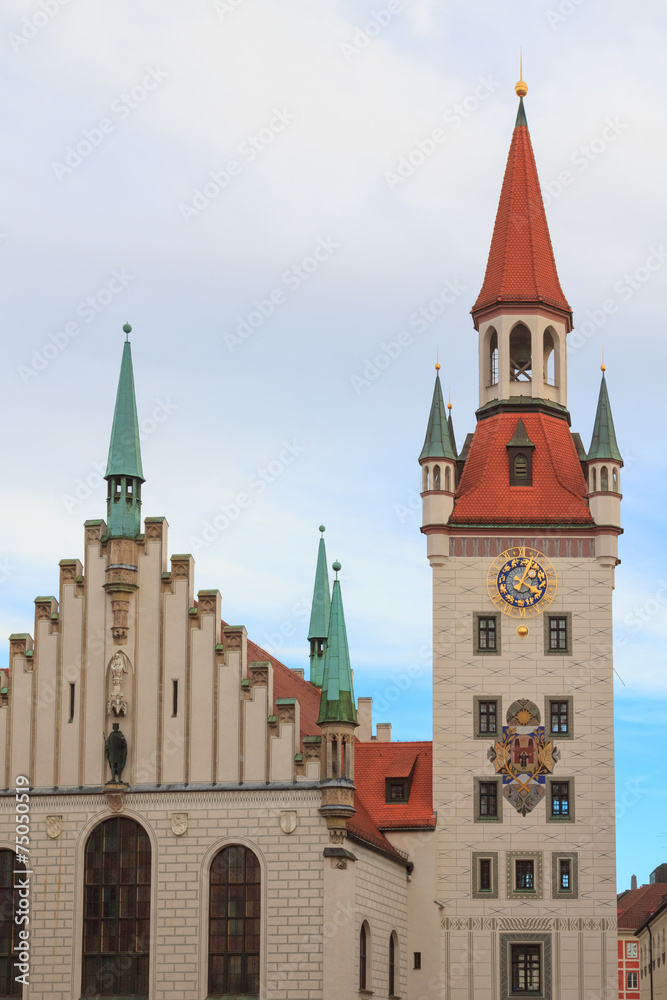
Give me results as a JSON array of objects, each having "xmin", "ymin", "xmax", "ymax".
[
  {"xmin": 449, "ymin": 410, "xmax": 593, "ymax": 525},
  {"xmin": 354, "ymin": 741, "xmax": 435, "ymax": 830}
]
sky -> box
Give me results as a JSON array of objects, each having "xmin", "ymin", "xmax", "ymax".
[{"xmin": 1, "ymin": 0, "xmax": 665, "ymax": 891}]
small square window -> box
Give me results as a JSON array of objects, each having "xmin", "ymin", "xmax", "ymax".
[
  {"xmin": 479, "ymin": 700, "xmax": 498, "ymax": 735},
  {"xmin": 550, "ymin": 781, "xmax": 571, "ymax": 819},
  {"xmin": 413, "ymin": 952, "xmax": 421, "ymax": 970},
  {"xmin": 510, "ymin": 943, "xmax": 541, "ymax": 992},
  {"xmin": 627, "ymin": 972, "xmax": 638, "ymax": 990},
  {"xmin": 627, "ymin": 942, "xmax": 638, "ymax": 959},
  {"xmin": 515, "ymin": 860, "xmax": 534, "ymax": 892},
  {"xmin": 479, "ymin": 782, "xmax": 498, "ymax": 818},
  {"xmin": 385, "ymin": 778, "xmax": 410, "ymax": 803}
]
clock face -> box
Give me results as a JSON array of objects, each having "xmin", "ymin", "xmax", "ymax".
[{"xmin": 487, "ymin": 546, "xmax": 557, "ymax": 618}]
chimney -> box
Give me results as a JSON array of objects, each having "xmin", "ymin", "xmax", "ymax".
[
  {"xmin": 631, "ymin": 875, "xmax": 637, "ymax": 891},
  {"xmin": 377, "ymin": 723, "xmax": 392, "ymax": 743},
  {"xmin": 357, "ymin": 697, "xmax": 372, "ymax": 742}
]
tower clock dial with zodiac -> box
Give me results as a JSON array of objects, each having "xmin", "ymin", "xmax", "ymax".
[{"xmin": 486, "ymin": 546, "xmax": 557, "ymax": 618}]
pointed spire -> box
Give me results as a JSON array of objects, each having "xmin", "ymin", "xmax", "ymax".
[
  {"xmin": 308, "ymin": 526, "xmax": 331, "ymax": 688},
  {"xmin": 420, "ymin": 370, "xmax": 457, "ymax": 461},
  {"xmin": 446, "ymin": 389, "xmax": 458, "ymax": 458},
  {"xmin": 588, "ymin": 372, "xmax": 623, "ymax": 463},
  {"xmin": 317, "ymin": 563, "xmax": 357, "ymax": 725},
  {"xmin": 472, "ymin": 88, "xmax": 572, "ymax": 323},
  {"xmin": 506, "ymin": 417, "xmax": 535, "ymax": 449},
  {"xmin": 106, "ymin": 327, "xmax": 144, "ymax": 481}
]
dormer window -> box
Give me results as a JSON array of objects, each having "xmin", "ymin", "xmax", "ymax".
[
  {"xmin": 507, "ymin": 418, "xmax": 535, "ymax": 486},
  {"xmin": 513, "ymin": 454, "xmax": 529, "ymax": 480},
  {"xmin": 386, "ymin": 779, "xmax": 409, "ymax": 803}
]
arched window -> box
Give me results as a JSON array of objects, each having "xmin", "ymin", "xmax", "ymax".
[
  {"xmin": 422, "ymin": 466, "xmax": 429, "ymax": 491},
  {"xmin": 591, "ymin": 468, "xmax": 597, "ymax": 492},
  {"xmin": 489, "ymin": 329, "xmax": 498, "ymax": 385},
  {"xmin": 509, "ymin": 324, "xmax": 532, "ymax": 382},
  {"xmin": 601, "ymin": 466, "xmax": 609, "ymax": 491},
  {"xmin": 82, "ymin": 818, "xmax": 151, "ymax": 997},
  {"xmin": 389, "ymin": 931, "xmax": 398, "ymax": 997},
  {"xmin": 612, "ymin": 468, "xmax": 619, "ymax": 492},
  {"xmin": 360, "ymin": 922, "xmax": 370, "ymax": 990},
  {"xmin": 433, "ymin": 465, "xmax": 441, "ymax": 490},
  {"xmin": 543, "ymin": 329, "xmax": 556, "ymax": 386},
  {"xmin": 0, "ymin": 851, "xmax": 24, "ymax": 997},
  {"xmin": 445, "ymin": 467, "xmax": 451, "ymax": 492},
  {"xmin": 209, "ymin": 846, "xmax": 260, "ymax": 997}
]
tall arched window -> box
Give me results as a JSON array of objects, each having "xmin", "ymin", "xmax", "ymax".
[
  {"xmin": 509, "ymin": 324, "xmax": 532, "ymax": 382},
  {"xmin": 82, "ymin": 818, "xmax": 151, "ymax": 997},
  {"xmin": 422, "ymin": 466, "xmax": 430, "ymax": 491},
  {"xmin": 612, "ymin": 468, "xmax": 619, "ymax": 492},
  {"xmin": 209, "ymin": 846, "xmax": 260, "ymax": 997},
  {"xmin": 444, "ymin": 467, "xmax": 451, "ymax": 492},
  {"xmin": 590, "ymin": 468, "xmax": 597, "ymax": 492},
  {"xmin": 601, "ymin": 466, "xmax": 609, "ymax": 491},
  {"xmin": 433, "ymin": 465, "xmax": 441, "ymax": 490},
  {"xmin": 489, "ymin": 329, "xmax": 498, "ymax": 385},
  {"xmin": 0, "ymin": 851, "xmax": 24, "ymax": 997},
  {"xmin": 543, "ymin": 329, "xmax": 556, "ymax": 386},
  {"xmin": 360, "ymin": 922, "xmax": 370, "ymax": 990},
  {"xmin": 389, "ymin": 931, "xmax": 398, "ymax": 997}
]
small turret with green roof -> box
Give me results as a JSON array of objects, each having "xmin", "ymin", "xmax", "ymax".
[
  {"xmin": 308, "ymin": 526, "xmax": 331, "ymax": 688},
  {"xmin": 105, "ymin": 325, "xmax": 145, "ymax": 538},
  {"xmin": 588, "ymin": 372, "xmax": 623, "ymax": 464},
  {"xmin": 419, "ymin": 369, "xmax": 457, "ymax": 462},
  {"xmin": 317, "ymin": 562, "xmax": 357, "ymax": 726}
]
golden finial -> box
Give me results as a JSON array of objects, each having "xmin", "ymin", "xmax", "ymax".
[
  {"xmin": 447, "ymin": 387, "xmax": 453, "ymax": 411},
  {"xmin": 601, "ymin": 349, "xmax": 606, "ymax": 373},
  {"xmin": 515, "ymin": 50, "xmax": 528, "ymax": 98},
  {"xmin": 435, "ymin": 348, "xmax": 441, "ymax": 372}
]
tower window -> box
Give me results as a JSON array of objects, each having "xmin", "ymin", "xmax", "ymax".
[
  {"xmin": 558, "ymin": 858, "xmax": 571, "ymax": 892},
  {"xmin": 478, "ymin": 700, "xmax": 498, "ymax": 734},
  {"xmin": 508, "ymin": 446, "xmax": 533, "ymax": 486},
  {"xmin": 422, "ymin": 465, "xmax": 430, "ymax": 491},
  {"xmin": 549, "ymin": 699, "xmax": 569, "ymax": 733},
  {"xmin": 515, "ymin": 859, "xmax": 535, "ymax": 891},
  {"xmin": 509, "ymin": 324, "xmax": 532, "ymax": 382},
  {"xmin": 613, "ymin": 467, "xmax": 619, "ymax": 491},
  {"xmin": 489, "ymin": 329, "xmax": 498, "ymax": 386},
  {"xmin": 590, "ymin": 467, "xmax": 597, "ymax": 492},
  {"xmin": 478, "ymin": 618, "xmax": 497, "ymax": 651},
  {"xmin": 433, "ymin": 465, "xmax": 441, "ymax": 490},
  {"xmin": 550, "ymin": 781, "xmax": 571, "ymax": 818},
  {"xmin": 479, "ymin": 782, "xmax": 498, "ymax": 817},
  {"xmin": 514, "ymin": 454, "xmax": 528, "ymax": 479},
  {"xmin": 548, "ymin": 618, "xmax": 568, "ymax": 651},
  {"xmin": 601, "ymin": 466, "xmax": 609, "ymax": 491},
  {"xmin": 478, "ymin": 858, "xmax": 492, "ymax": 892},
  {"xmin": 445, "ymin": 466, "xmax": 451, "ymax": 492}
]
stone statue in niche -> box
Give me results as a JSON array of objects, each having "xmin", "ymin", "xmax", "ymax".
[
  {"xmin": 105, "ymin": 723, "xmax": 127, "ymax": 784},
  {"xmin": 107, "ymin": 651, "xmax": 128, "ymax": 717}
]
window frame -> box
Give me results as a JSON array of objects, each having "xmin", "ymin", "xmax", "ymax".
[
  {"xmin": 543, "ymin": 613, "xmax": 572, "ymax": 656},
  {"xmin": 389, "ymin": 931, "xmax": 398, "ymax": 998},
  {"xmin": 546, "ymin": 777, "xmax": 575, "ymax": 822},
  {"xmin": 627, "ymin": 971, "xmax": 638, "ymax": 990},
  {"xmin": 473, "ymin": 613, "xmax": 502, "ymax": 656},
  {"xmin": 500, "ymin": 933, "xmax": 550, "ymax": 1000},
  {"xmin": 510, "ymin": 943, "xmax": 541, "ymax": 993},
  {"xmin": 506, "ymin": 852, "xmax": 543, "ymax": 900},
  {"xmin": 473, "ymin": 695, "xmax": 503, "ymax": 739},
  {"xmin": 474, "ymin": 777, "xmax": 502, "ymax": 823},
  {"xmin": 384, "ymin": 777, "xmax": 411, "ymax": 804},
  {"xmin": 544, "ymin": 695, "xmax": 573, "ymax": 740},
  {"xmin": 551, "ymin": 852, "xmax": 578, "ymax": 899},
  {"xmin": 208, "ymin": 844, "xmax": 261, "ymax": 998},
  {"xmin": 471, "ymin": 852, "xmax": 499, "ymax": 899},
  {"xmin": 359, "ymin": 921, "xmax": 371, "ymax": 993},
  {"xmin": 626, "ymin": 941, "xmax": 638, "ymax": 959}
]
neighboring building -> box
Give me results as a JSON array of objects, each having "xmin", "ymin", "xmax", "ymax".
[
  {"xmin": 636, "ymin": 892, "xmax": 667, "ymax": 1000},
  {"xmin": 617, "ymin": 883, "xmax": 667, "ymax": 1000},
  {"xmin": 420, "ymin": 79, "xmax": 622, "ymax": 998},
  {"xmin": 0, "ymin": 78, "xmax": 625, "ymax": 999}
]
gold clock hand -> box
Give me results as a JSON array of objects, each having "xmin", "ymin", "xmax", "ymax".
[{"xmin": 513, "ymin": 559, "xmax": 534, "ymax": 591}]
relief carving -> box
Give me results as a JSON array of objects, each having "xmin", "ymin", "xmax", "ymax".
[
  {"xmin": 171, "ymin": 812, "xmax": 188, "ymax": 836},
  {"xmin": 107, "ymin": 651, "xmax": 130, "ymax": 717},
  {"xmin": 46, "ymin": 815, "xmax": 62, "ymax": 839}
]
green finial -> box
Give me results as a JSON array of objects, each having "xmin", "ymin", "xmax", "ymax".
[
  {"xmin": 319, "ymin": 524, "xmax": 326, "ymax": 534},
  {"xmin": 105, "ymin": 339, "xmax": 145, "ymax": 538},
  {"xmin": 588, "ymin": 371, "xmax": 623, "ymax": 463},
  {"xmin": 317, "ymin": 577, "xmax": 357, "ymax": 726},
  {"xmin": 420, "ymin": 370, "xmax": 457, "ymax": 461},
  {"xmin": 123, "ymin": 322, "xmax": 132, "ymax": 340},
  {"xmin": 308, "ymin": 528, "xmax": 332, "ymax": 687},
  {"xmin": 332, "ymin": 561, "xmax": 341, "ymax": 577}
]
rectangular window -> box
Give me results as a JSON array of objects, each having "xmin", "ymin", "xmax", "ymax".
[
  {"xmin": 558, "ymin": 858, "xmax": 571, "ymax": 892},
  {"xmin": 550, "ymin": 700, "xmax": 569, "ymax": 733},
  {"xmin": 388, "ymin": 781, "xmax": 407, "ymax": 802},
  {"xmin": 172, "ymin": 680, "xmax": 178, "ymax": 718},
  {"xmin": 479, "ymin": 782, "xmax": 498, "ymax": 818},
  {"xmin": 626, "ymin": 942, "xmax": 638, "ymax": 959},
  {"xmin": 413, "ymin": 952, "xmax": 421, "ymax": 970},
  {"xmin": 515, "ymin": 860, "xmax": 535, "ymax": 892},
  {"xmin": 479, "ymin": 858, "xmax": 492, "ymax": 892},
  {"xmin": 551, "ymin": 781, "xmax": 570, "ymax": 818},
  {"xmin": 627, "ymin": 972, "xmax": 638, "ymax": 990},
  {"xmin": 548, "ymin": 617, "xmax": 568, "ymax": 651},
  {"xmin": 478, "ymin": 700, "xmax": 498, "ymax": 735},
  {"xmin": 68, "ymin": 683, "xmax": 75, "ymax": 724},
  {"xmin": 478, "ymin": 617, "xmax": 497, "ymax": 651},
  {"xmin": 511, "ymin": 944, "xmax": 541, "ymax": 993}
]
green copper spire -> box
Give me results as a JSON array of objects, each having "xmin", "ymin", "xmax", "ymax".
[
  {"xmin": 420, "ymin": 371, "xmax": 457, "ymax": 461},
  {"xmin": 308, "ymin": 526, "xmax": 331, "ymax": 688},
  {"xmin": 105, "ymin": 326, "xmax": 144, "ymax": 538},
  {"xmin": 515, "ymin": 96, "xmax": 528, "ymax": 128},
  {"xmin": 446, "ymin": 390, "xmax": 458, "ymax": 458},
  {"xmin": 588, "ymin": 372, "xmax": 622, "ymax": 463},
  {"xmin": 317, "ymin": 563, "xmax": 357, "ymax": 725}
]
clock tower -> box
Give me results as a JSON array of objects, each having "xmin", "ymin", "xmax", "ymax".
[{"xmin": 422, "ymin": 77, "xmax": 621, "ymax": 999}]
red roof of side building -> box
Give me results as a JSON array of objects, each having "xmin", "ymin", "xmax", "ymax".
[
  {"xmin": 617, "ymin": 884, "xmax": 667, "ymax": 931},
  {"xmin": 472, "ymin": 110, "xmax": 571, "ymax": 321},
  {"xmin": 354, "ymin": 742, "xmax": 436, "ymax": 830},
  {"xmin": 449, "ymin": 411, "xmax": 593, "ymax": 526}
]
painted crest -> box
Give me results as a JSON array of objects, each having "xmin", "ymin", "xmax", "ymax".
[
  {"xmin": 171, "ymin": 812, "xmax": 188, "ymax": 837},
  {"xmin": 488, "ymin": 711, "xmax": 560, "ymax": 817},
  {"xmin": 46, "ymin": 815, "xmax": 62, "ymax": 839},
  {"xmin": 279, "ymin": 810, "xmax": 297, "ymax": 834}
]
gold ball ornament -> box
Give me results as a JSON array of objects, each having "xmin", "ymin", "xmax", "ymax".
[{"xmin": 515, "ymin": 79, "xmax": 528, "ymax": 98}]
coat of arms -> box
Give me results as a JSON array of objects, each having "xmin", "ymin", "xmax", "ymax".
[{"xmin": 487, "ymin": 700, "xmax": 560, "ymax": 816}]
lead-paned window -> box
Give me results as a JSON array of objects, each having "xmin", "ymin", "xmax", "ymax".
[
  {"xmin": 479, "ymin": 782, "xmax": 498, "ymax": 817},
  {"xmin": 478, "ymin": 700, "xmax": 498, "ymax": 735},
  {"xmin": 209, "ymin": 845, "xmax": 260, "ymax": 998},
  {"xmin": 515, "ymin": 860, "xmax": 534, "ymax": 892},
  {"xmin": 511, "ymin": 944, "xmax": 541, "ymax": 993},
  {"xmin": 548, "ymin": 617, "xmax": 568, "ymax": 651},
  {"xmin": 626, "ymin": 941, "xmax": 638, "ymax": 958},
  {"xmin": 558, "ymin": 858, "xmax": 571, "ymax": 892},
  {"xmin": 479, "ymin": 858, "xmax": 492, "ymax": 892},
  {"xmin": 627, "ymin": 972, "xmax": 638, "ymax": 990},
  {"xmin": 82, "ymin": 817, "xmax": 151, "ymax": 998},
  {"xmin": 0, "ymin": 851, "xmax": 24, "ymax": 997},
  {"xmin": 550, "ymin": 781, "xmax": 570, "ymax": 818},
  {"xmin": 550, "ymin": 700, "xmax": 569, "ymax": 733},
  {"xmin": 478, "ymin": 618, "xmax": 497, "ymax": 651}
]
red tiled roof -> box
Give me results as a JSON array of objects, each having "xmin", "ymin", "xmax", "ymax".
[
  {"xmin": 348, "ymin": 792, "xmax": 409, "ymax": 861},
  {"xmin": 617, "ymin": 884, "xmax": 667, "ymax": 931},
  {"xmin": 449, "ymin": 411, "xmax": 593, "ymax": 525},
  {"xmin": 354, "ymin": 742, "xmax": 436, "ymax": 831},
  {"xmin": 472, "ymin": 117, "xmax": 571, "ymax": 320}
]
